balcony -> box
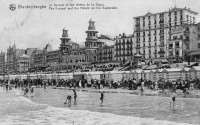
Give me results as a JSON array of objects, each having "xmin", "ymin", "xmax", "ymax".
[
  {"xmin": 135, "ymin": 24, "xmax": 140, "ymax": 27},
  {"xmin": 158, "ymin": 50, "xmax": 165, "ymax": 54},
  {"xmin": 159, "ymin": 20, "xmax": 164, "ymax": 23},
  {"xmin": 175, "ymin": 46, "xmax": 180, "ymax": 49},
  {"xmin": 136, "ymin": 41, "xmax": 140, "ymax": 43}
]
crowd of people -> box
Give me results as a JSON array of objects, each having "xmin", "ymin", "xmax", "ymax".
[{"xmin": 0, "ymin": 76, "xmax": 199, "ymax": 94}]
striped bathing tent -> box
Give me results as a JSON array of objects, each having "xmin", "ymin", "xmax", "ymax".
[
  {"xmin": 162, "ymin": 68, "xmax": 182, "ymax": 81},
  {"xmin": 154, "ymin": 69, "xmax": 164, "ymax": 81},
  {"xmin": 133, "ymin": 69, "xmax": 143, "ymax": 82},
  {"xmin": 141, "ymin": 70, "xmax": 151, "ymax": 81},
  {"xmin": 149, "ymin": 69, "xmax": 156, "ymax": 81},
  {"xmin": 106, "ymin": 71, "xmax": 124, "ymax": 82},
  {"xmin": 189, "ymin": 66, "xmax": 200, "ymax": 79},
  {"xmin": 180, "ymin": 68, "xmax": 190, "ymax": 80}
]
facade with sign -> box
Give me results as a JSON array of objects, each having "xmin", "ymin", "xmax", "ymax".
[{"xmin": 133, "ymin": 7, "xmax": 198, "ymax": 61}]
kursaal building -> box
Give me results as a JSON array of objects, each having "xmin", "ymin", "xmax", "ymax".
[{"xmin": 133, "ymin": 7, "xmax": 200, "ymax": 62}]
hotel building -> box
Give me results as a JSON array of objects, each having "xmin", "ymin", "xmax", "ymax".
[{"xmin": 133, "ymin": 7, "xmax": 198, "ymax": 61}]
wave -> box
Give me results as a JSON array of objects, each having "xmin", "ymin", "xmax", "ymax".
[{"xmin": 0, "ymin": 88, "xmax": 196, "ymax": 125}]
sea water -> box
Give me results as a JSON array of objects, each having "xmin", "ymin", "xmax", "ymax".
[{"xmin": 0, "ymin": 87, "xmax": 199, "ymax": 125}]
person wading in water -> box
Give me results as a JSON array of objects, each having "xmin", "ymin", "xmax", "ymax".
[
  {"xmin": 170, "ymin": 92, "xmax": 177, "ymax": 109},
  {"xmin": 73, "ymin": 89, "xmax": 77, "ymax": 101},
  {"xmin": 100, "ymin": 91, "xmax": 104, "ymax": 105}
]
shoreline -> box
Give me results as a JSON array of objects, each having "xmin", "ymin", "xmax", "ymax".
[{"xmin": 49, "ymin": 86, "xmax": 200, "ymax": 99}]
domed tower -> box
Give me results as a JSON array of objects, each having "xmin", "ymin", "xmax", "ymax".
[
  {"xmin": 85, "ymin": 19, "xmax": 99, "ymax": 48},
  {"xmin": 60, "ymin": 27, "xmax": 71, "ymax": 54}
]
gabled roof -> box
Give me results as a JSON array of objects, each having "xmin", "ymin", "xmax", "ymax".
[
  {"xmin": 134, "ymin": 69, "xmax": 143, "ymax": 73},
  {"xmin": 162, "ymin": 68, "xmax": 182, "ymax": 72},
  {"xmin": 190, "ymin": 66, "xmax": 200, "ymax": 71},
  {"xmin": 180, "ymin": 68, "xmax": 190, "ymax": 72},
  {"xmin": 99, "ymin": 35, "xmax": 114, "ymax": 40},
  {"xmin": 144, "ymin": 12, "xmax": 153, "ymax": 16},
  {"xmin": 142, "ymin": 70, "xmax": 151, "ymax": 73},
  {"xmin": 155, "ymin": 69, "xmax": 164, "ymax": 73}
]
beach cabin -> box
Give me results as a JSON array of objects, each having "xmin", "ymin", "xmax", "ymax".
[
  {"xmin": 85, "ymin": 73, "xmax": 92, "ymax": 84},
  {"xmin": 122, "ymin": 71, "xmax": 130, "ymax": 79},
  {"xmin": 154, "ymin": 69, "xmax": 164, "ymax": 81},
  {"xmin": 189, "ymin": 66, "xmax": 200, "ymax": 79},
  {"xmin": 108, "ymin": 71, "xmax": 124, "ymax": 82},
  {"xmin": 29, "ymin": 74, "xmax": 37, "ymax": 80},
  {"xmin": 162, "ymin": 68, "xmax": 181, "ymax": 81},
  {"xmin": 105, "ymin": 71, "xmax": 111, "ymax": 82},
  {"xmin": 129, "ymin": 70, "xmax": 134, "ymax": 79},
  {"xmin": 149, "ymin": 70, "xmax": 156, "ymax": 81},
  {"xmin": 89, "ymin": 71, "xmax": 103, "ymax": 81},
  {"xmin": 141, "ymin": 70, "xmax": 151, "ymax": 81},
  {"xmin": 133, "ymin": 69, "xmax": 143, "ymax": 82},
  {"xmin": 180, "ymin": 68, "xmax": 190, "ymax": 80}
]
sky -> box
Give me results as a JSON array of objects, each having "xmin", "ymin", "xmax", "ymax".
[{"xmin": 0, "ymin": 0, "xmax": 200, "ymax": 52}]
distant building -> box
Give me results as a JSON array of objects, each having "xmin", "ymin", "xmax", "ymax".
[
  {"xmin": 97, "ymin": 45, "xmax": 115, "ymax": 63},
  {"xmin": 16, "ymin": 54, "xmax": 31, "ymax": 72},
  {"xmin": 84, "ymin": 19, "xmax": 114, "ymax": 64},
  {"xmin": 6, "ymin": 44, "xmax": 25, "ymax": 73},
  {"xmin": 61, "ymin": 19, "xmax": 114, "ymax": 71},
  {"xmin": 32, "ymin": 43, "xmax": 61, "ymax": 71},
  {"xmin": 133, "ymin": 7, "xmax": 198, "ymax": 61},
  {"xmin": 115, "ymin": 33, "xmax": 134, "ymax": 63},
  {"xmin": 0, "ymin": 51, "xmax": 6, "ymax": 74}
]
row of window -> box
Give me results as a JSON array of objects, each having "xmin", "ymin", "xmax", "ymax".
[
  {"xmin": 135, "ymin": 21, "xmax": 188, "ymax": 31},
  {"xmin": 135, "ymin": 10, "xmax": 193, "ymax": 22}
]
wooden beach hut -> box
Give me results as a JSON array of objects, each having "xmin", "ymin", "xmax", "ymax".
[
  {"xmin": 108, "ymin": 71, "xmax": 124, "ymax": 82},
  {"xmin": 189, "ymin": 66, "xmax": 200, "ymax": 79},
  {"xmin": 141, "ymin": 70, "xmax": 151, "ymax": 81},
  {"xmin": 133, "ymin": 69, "xmax": 143, "ymax": 82},
  {"xmin": 154, "ymin": 69, "xmax": 164, "ymax": 81},
  {"xmin": 162, "ymin": 68, "xmax": 182, "ymax": 81},
  {"xmin": 149, "ymin": 69, "xmax": 156, "ymax": 81},
  {"xmin": 180, "ymin": 68, "xmax": 190, "ymax": 80},
  {"xmin": 129, "ymin": 70, "xmax": 134, "ymax": 79}
]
